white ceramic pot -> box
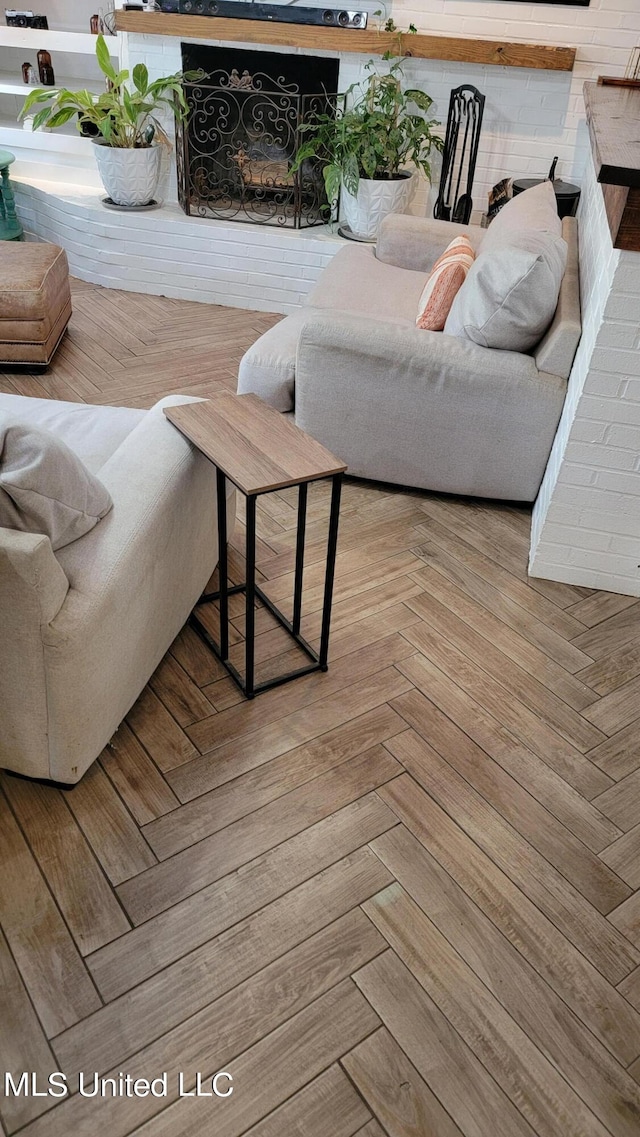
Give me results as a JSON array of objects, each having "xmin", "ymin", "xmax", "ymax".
[
  {"xmin": 93, "ymin": 140, "xmax": 162, "ymax": 207},
  {"xmin": 341, "ymin": 171, "xmax": 417, "ymax": 240}
]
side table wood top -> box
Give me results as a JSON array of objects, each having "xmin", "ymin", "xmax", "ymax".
[{"xmin": 164, "ymin": 393, "xmax": 347, "ymax": 495}]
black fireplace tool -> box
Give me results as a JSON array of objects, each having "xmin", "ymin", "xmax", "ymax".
[{"xmin": 433, "ymin": 84, "xmax": 485, "ymax": 225}]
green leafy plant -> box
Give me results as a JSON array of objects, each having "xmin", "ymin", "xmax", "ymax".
[
  {"xmin": 290, "ymin": 58, "xmax": 442, "ymax": 208},
  {"xmin": 20, "ymin": 34, "xmax": 195, "ymax": 147}
]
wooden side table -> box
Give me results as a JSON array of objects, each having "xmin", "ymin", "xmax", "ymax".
[{"xmin": 165, "ymin": 394, "xmax": 347, "ymax": 699}]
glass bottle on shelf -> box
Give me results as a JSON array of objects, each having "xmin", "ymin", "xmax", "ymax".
[{"xmin": 37, "ymin": 49, "xmax": 55, "ymax": 87}]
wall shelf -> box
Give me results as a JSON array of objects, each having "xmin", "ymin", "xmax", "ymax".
[
  {"xmin": 0, "ymin": 27, "xmax": 117, "ymax": 55},
  {"xmin": 115, "ymin": 10, "xmax": 576, "ymax": 72},
  {"xmin": 0, "ymin": 72, "xmax": 106, "ymax": 96},
  {"xmin": 0, "ymin": 119, "xmax": 92, "ymax": 155}
]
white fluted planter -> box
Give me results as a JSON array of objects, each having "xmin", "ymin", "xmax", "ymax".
[
  {"xmin": 92, "ymin": 140, "xmax": 162, "ymax": 206},
  {"xmin": 341, "ymin": 171, "xmax": 417, "ymax": 239}
]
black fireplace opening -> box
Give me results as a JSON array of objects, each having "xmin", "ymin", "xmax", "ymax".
[{"xmin": 177, "ymin": 44, "xmax": 339, "ymax": 227}]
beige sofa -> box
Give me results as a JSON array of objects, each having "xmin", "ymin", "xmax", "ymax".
[
  {"xmin": 0, "ymin": 393, "xmax": 233, "ymax": 785},
  {"xmin": 238, "ymin": 209, "xmax": 581, "ymax": 503}
]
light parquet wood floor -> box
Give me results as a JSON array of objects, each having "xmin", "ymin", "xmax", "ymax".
[{"xmin": 2, "ymin": 279, "xmax": 640, "ymax": 1137}]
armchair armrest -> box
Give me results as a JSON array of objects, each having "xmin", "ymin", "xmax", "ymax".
[
  {"xmin": 53, "ymin": 395, "xmax": 225, "ymax": 620},
  {"xmin": 376, "ymin": 214, "xmax": 484, "ymax": 272},
  {"xmin": 0, "ymin": 530, "xmax": 69, "ymax": 778},
  {"xmin": 294, "ymin": 311, "xmax": 566, "ymax": 501},
  {"xmin": 297, "ymin": 309, "xmax": 541, "ymax": 389}
]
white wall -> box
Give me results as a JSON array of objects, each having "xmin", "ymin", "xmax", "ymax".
[
  {"xmin": 7, "ymin": 0, "xmax": 640, "ymax": 214},
  {"xmin": 119, "ymin": 0, "xmax": 640, "ymax": 219},
  {"xmin": 33, "ymin": 0, "xmax": 101, "ymax": 34},
  {"xmin": 530, "ymin": 151, "xmax": 640, "ymax": 596},
  {"xmin": 371, "ymin": 0, "xmax": 640, "ymax": 213}
]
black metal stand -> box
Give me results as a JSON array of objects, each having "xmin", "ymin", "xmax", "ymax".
[
  {"xmin": 433, "ymin": 84, "xmax": 485, "ymax": 225},
  {"xmin": 189, "ymin": 469, "xmax": 343, "ymax": 698}
]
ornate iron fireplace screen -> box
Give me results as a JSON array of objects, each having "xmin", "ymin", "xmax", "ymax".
[{"xmin": 176, "ymin": 66, "xmax": 337, "ymax": 228}]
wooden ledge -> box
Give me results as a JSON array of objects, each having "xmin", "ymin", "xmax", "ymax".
[
  {"xmin": 585, "ymin": 81, "xmax": 640, "ymax": 252},
  {"xmin": 115, "ymin": 10, "xmax": 576, "ymax": 71}
]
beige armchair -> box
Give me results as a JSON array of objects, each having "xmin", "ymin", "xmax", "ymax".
[
  {"xmin": 0, "ymin": 393, "xmax": 234, "ymax": 785},
  {"xmin": 238, "ymin": 212, "xmax": 581, "ymax": 502}
]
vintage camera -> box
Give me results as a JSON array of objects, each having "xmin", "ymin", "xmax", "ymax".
[{"xmin": 5, "ymin": 9, "xmax": 49, "ymax": 27}]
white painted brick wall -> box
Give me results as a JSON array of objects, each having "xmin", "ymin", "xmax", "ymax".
[
  {"xmin": 13, "ymin": 178, "xmax": 343, "ymax": 313},
  {"xmin": 120, "ymin": 0, "xmax": 640, "ymax": 218},
  {"xmin": 529, "ymin": 150, "xmax": 640, "ymax": 597},
  {"xmin": 7, "ymin": 0, "xmax": 640, "ymax": 212}
]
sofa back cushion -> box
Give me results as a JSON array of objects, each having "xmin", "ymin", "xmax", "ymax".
[
  {"xmin": 0, "ymin": 422, "xmax": 113, "ymax": 550},
  {"xmin": 444, "ymin": 181, "xmax": 566, "ymax": 353},
  {"xmin": 482, "ymin": 178, "xmax": 562, "ymax": 248},
  {"xmin": 444, "ymin": 230, "xmax": 567, "ymax": 352}
]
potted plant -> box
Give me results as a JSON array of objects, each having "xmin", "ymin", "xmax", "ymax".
[
  {"xmin": 290, "ymin": 58, "xmax": 443, "ymax": 240},
  {"xmin": 20, "ymin": 35, "xmax": 193, "ymax": 208}
]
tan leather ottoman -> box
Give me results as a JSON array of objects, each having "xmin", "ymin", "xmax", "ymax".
[{"xmin": 0, "ymin": 243, "xmax": 72, "ymax": 367}]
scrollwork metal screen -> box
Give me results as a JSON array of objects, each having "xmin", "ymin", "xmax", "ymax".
[{"xmin": 176, "ymin": 68, "xmax": 336, "ymax": 228}]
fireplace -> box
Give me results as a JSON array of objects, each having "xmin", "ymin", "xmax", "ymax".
[{"xmin": 177, "ymin": 44, "xmax": 339, "ymax": 227}]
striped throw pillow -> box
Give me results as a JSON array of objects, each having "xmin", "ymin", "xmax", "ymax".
[{"xmin": 416, "ymin": 235, "xmax": 475, "ymax": 331}]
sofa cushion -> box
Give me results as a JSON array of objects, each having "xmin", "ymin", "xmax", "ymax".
[
  {"xmin": 444, "ymin": 229, "xmax": 567, "ymax": 352},
  {"xmin": 416, "ymin": 236, "xmax": 475, "ymax": 331},
  {"xmin": 0, "ymin": 394, "xmax": 145, "ymax": 473},
  {"xmin": 482, "ymin": 179, "xmax": 562, "ymax": 249},
  {"xmin": 309, "ymin": 244, "xmax": 427, "ymax": 325},
  {"xmin": 0, "ymin": 422, "xmax": 113, "ymax": 550}
]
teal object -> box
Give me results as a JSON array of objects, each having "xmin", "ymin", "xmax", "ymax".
[{"xmin": 0, "ymin": 150, "xmax": 24, "ymax": 241}]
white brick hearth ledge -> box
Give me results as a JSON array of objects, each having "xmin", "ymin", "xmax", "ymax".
[{"xmin": 13, "ymin": 177, "xmax": 342, "ymax": 314}]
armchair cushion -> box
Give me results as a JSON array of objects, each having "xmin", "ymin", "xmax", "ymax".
[
  {"xmin": 0, "ymin": 393, "xmax": 145, "ymax": 473},
  {"xmin": 444, "ymin": 230, "xmax": 567, "ymax": 352},
  {"xmin": 309, "ymin": 244, "xmax": 426, "ymax": 324},
  {"xmin": 482, "ymin": 178, "xmax": 562, "ymax": 246},
  {"xmin": 376, "ymin": 214, "xmax": 485, "ymax": 272},
  {"xmin": 0, "ymin": 422, "xmax": 112, "ymax": 551}
]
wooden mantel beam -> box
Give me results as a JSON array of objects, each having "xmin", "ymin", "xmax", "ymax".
[{"xmin": 115, "ymin": 10, "xmax": 576, "ymax": 72}]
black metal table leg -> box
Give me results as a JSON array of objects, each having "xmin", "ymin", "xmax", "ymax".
[
  {"xmin": 319, "ymin": 473, "xmax": 343, "ymax": 670},
  {"xmin": 192, "ymin": 474, "xmax": 342, "ymax": 698},
  {"xmin": 292, "ymin": 481, "xmax": 308, "ymax": 636},
  {"xmin": 216, "ymin": 466, "xmax": 229, "ymax": 660},
  {"xmin": 245, "ymin": 494, "xmax": 256, "ymax": 698}
]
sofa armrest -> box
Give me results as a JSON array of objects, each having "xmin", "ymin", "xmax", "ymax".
[
  {"xmin": 0, "ymin": 530, "xmax": 69, "ymax": 778},
  {"xmin": 376, "ymin": 214, "xmax": 484, "ymax": 272}
]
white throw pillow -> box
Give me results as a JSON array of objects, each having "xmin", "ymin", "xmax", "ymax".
[
  {"xmin": 444, "ymin": 230, "xmax": 567, "ymax": 353},
  {"xmin": 0, "ymin": 421, "xmax": 113, "ymax": 550},
  {"xmin": 482, "ymin": 179, "xmax": 562, "ymax": 249}
]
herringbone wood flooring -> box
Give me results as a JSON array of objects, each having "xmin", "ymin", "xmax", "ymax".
[{"xmin": 2, "ymin": 280, "xmax": 640, "ymax": 1137}]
